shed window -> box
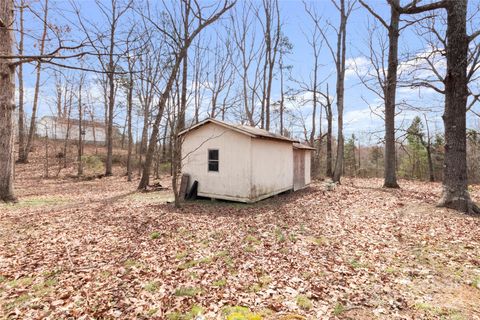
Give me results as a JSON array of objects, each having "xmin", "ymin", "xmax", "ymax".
[{"xmin": 208, "ymin": 149, "xmax": 219, "ymax": 172}]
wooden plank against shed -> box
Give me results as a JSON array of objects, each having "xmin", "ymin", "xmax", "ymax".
[{"xmin": 179, "ymin": 174, "xmax": 190, "ymax": 200}]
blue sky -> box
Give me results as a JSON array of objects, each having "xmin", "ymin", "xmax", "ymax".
[{"xmin": 18, "ymin": 0, "xmax": 480, "ymax": 144}]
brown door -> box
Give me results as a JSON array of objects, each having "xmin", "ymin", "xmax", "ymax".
[{"xmin": 293, "ymin": 149, "xmax": 305, "ymax": 191}]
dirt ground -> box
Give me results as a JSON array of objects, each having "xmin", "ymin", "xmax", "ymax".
[{"xmin": 1, "ymin": 157, "xmax": 480, "ymax": 319}]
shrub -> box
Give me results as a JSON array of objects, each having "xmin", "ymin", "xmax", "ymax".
[{"xmin": 81, "ymin": 155, "xmax": 104, "ymax": 174}]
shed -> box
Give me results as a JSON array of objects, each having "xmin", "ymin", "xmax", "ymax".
[{"xmin": 179, "ymin": 118, "xmax": 314, "ymax": 203}]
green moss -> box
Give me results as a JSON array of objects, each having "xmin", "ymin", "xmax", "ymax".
[{"xmin": 296, "ymin": 295, "xmax": 313, "ymax": 311}]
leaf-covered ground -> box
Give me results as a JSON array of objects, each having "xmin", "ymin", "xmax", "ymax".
[{"xmin": 1, "ymin": 165, "xmax": 480, "ymax": 319}]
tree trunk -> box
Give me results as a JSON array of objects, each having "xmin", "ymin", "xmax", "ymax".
[
  {"xmin": 77, "ymin": 80, "xmax": 83, "ymax": 176},
  {"xmin": 0, "ymin": 0, "xmax": 17, "ymax": 202},
  {"xmin": 383, "ymin": 1, "xmax": 401, "ymax": 188},
  {"xmin": 438, "ymin": 0, "xmax": 479, "ymax": 214},
  {"xmin": 326, "ymin": 86, "xmax": 333, "ymax": 178},
  {"xmin": 17, "ymin": 1, "xmax": 25, "ymax": 162},
  {"xmin": 19, "ymin": 0, "xmax": 48, "ymax": 163},
  {"xmin": 105, "ymin": 5, "xmax": 117, "ymax": 177},
  {"xmin": 126, "ymin": 62, "xmax": 134, "ymax": 182},
  {"xmin": 332, "ymin": 0, "xmax": 348, "ymax": 183}
]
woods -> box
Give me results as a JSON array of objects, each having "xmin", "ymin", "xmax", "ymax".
[{"xmin": 1, "ymin": 0, "xmax": 480, "ymax": 318}]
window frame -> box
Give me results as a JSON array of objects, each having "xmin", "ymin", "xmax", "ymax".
[{"xmin": 207, "ymin": 148, "xmax": 219, "ymax": 172}]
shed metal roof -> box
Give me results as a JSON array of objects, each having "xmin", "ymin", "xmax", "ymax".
[{"xmin": 179, "ymin": 118, "xmax": 299, "ymax": 143}]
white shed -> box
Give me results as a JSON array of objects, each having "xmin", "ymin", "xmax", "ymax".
[{"xmin": 179, "ymin": 118, "xmax": 314, "ymax": 203}]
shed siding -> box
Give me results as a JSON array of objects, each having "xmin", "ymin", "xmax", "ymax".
[
  {"xmin": 250, "ymin": 138, "xmax": 293, "ymax": 200},
  {"xmin": 182, "ymin": 123, "xmax": 252, "ymax": 201},
  {"xmin": 305, "ymin": 151, "xmax": 311, "ymax": 185}
]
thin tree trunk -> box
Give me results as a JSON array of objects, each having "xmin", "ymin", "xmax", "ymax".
[
  {"xmin": 20, "ymin": 0, "xmax": 49, "ymax": 163},
  {"xmin": 326, "ymin": 85, "xmax": 333, "ymax": 178},
  {"xmin": 332, "ymin": 0, "xmax": 348, "ymax": 183},
  {"xmin": 77, "ymin": 80, "xmax": 83, "ymax": 176},
  {"xmin": 126, "ymin": 60, "xmax": 134, "ymax": 182},
  {"xmin": 17, "ymin": 1, "xmax": 25, "ymax": 162}
]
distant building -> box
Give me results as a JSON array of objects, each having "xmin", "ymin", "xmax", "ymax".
[
  {"xmin": 179, "ymin": 118, "xmax": 314, "ymax": 203},
  {"xmin": 36, "ymin": 116, "xmax": 107, "ymax": 144}
]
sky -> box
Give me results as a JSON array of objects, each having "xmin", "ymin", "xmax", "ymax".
[{"xmin": 17, "ymin": 0, "xmax": 480, "ymax": 145}]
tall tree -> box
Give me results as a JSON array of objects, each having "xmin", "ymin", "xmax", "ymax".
[
  {"xmin": 138, "ymin": 0, "xmax": 236, "ymax": 191},
  {"xmin": 395, "ymin": 0, "xmax": 480, "ymax": 213},
  {"xmin": 18, "ymin": 0, "xmax": 49, "ymax": 163},
  {"xmin": 74, "ymin": 0, "xmax": 132, "ymax": 176},
  {"xmin": 318, "ymin": 0, "xmax": 355, "ymax": 183},
  {"xmin": 0, "ymin": 0, "xmax": 16, "ymax": 202},
  {"xmin": 16, "ymin": 0, "xmax": 25, "ymax": 163}
]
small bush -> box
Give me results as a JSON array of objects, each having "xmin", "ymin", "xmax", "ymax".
[{"xmin": 81, "ymin": 155, "xmax": 104, "ymax": 174}]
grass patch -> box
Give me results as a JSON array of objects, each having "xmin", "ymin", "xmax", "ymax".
[
  {"xmin": 150, "ymin": 231, "xmax": 161, "ymax": 240},
  {"xmin": 144, "ymin": 281, "xmax": 159, "ymax": 292},
  {"xmin": 166, "ymin": 305, "xmax": 203, "ymax": 320},
  {"xmin": 124, "ymin": 259, "xmax": 142, "ymax": 269},
  {"xmin": 7, "ymin": 277, "xmax": 33, "ymax": 288},
  {"xmin": 349, "ymin": 259, "xmax": 368, "ymax": 269},
  {"xmin": 1, "ymin": 196, "xmax": 70, "ymax": 210},
  {"xmin": 222, "ymin": 306, "xmax": 262, "ymax": 320},
  {"xmin": 178, "ymin": 257, "xmax": 212, "ymax": 270},
  {"xmin": 212, "ymin": 278, "xmax": 227, "ymax": 287},
  {"xmin": 296, "ymin": 295, "xmax": 313, "ymax": 311},
  {"xmin": 472, "ymin": 276, "xmax": 480, "ymax": 290},
  {"xmin": 174, "ymin": 286, "xmax": 201, "ymax": 297},
  {"xmin": 245, "ymin": 235, "xmax": 261, "ymax": 245},
  {"xmin": 175, "ymin": 251, "xmax": 189, "ymax": 260},
  {"xmin": 275, "ymin": 228, "xmax": 286, "ymax": 243},
  {"xmin": 333, "ymin": 303, "xmax": 345, "ymax": 316},
  {"xmin": 311, "ymin": 236, "xmax": 327, "ymax": 246}
]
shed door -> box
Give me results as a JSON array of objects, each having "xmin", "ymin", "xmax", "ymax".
[{"xmin": 293, "ymin": 149, "xmax": 305, "ymax": 191}]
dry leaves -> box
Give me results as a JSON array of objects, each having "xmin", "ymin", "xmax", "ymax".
[{"xmin": 1, "ymin": 160, "xmax": 480, "ymax": 319}]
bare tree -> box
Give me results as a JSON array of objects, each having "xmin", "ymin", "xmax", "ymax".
[
  {"xmin": 393, "ymin": 0, "xmax": 480, "ymax": 213},
  {"xmin": 231, "ymin": 3, "xmax": 262, "ymax": 126},
  {"xmin": 257, "ymin": 0, "xmax": 281, "ymax": 131},
  {"xmin": 16, "ymin": 0, "xmax": 25, "ymax": 162},
  {"xmin": 318, "ymin": 0, "xmax": 356, "ymax": 183},
  {"xmin": 0, "ymin": 0, "xmax": 17, "ymax": 202},
  {"xmin": 138, "ymin": 0, "xmax": 236, "ymax": 192},
  {"xmin": 74, "ymin": 0, "xmax": 132, "ymax": 176},
  {"xmin": 18, "ymin": 0, "xmax": 49, "ymax": 163}
]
